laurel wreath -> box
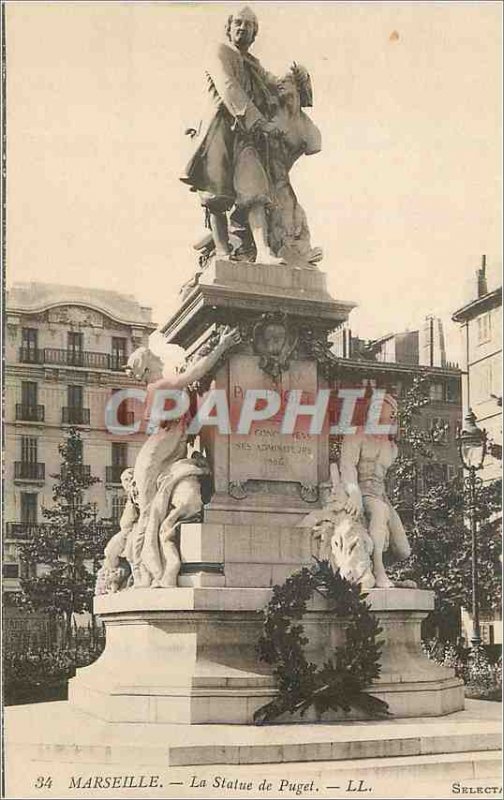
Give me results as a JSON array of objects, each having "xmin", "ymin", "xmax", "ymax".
[{"xmin": 254, "ymin": 559, "xmax": 390, "ymax": 724}]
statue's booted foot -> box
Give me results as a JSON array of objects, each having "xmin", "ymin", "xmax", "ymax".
[
  {"xmin": 151, "ymin": 575, "xmax": 178, "ymax": 589},
  {"xmin": 254, "ymin": 249, "xmax": 286, "ymax": 266},
  {"xmin": 131, "ymin": 565, "xmax": 152, "ymax": 588},
  {"xmin": 374, "ymin": 571, "xmax": 396, "ymax": 589}
]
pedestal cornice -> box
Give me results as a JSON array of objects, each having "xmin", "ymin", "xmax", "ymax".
[{"xmin": 161, "ymin": 260, "xmax": 356, "ymax": 347}]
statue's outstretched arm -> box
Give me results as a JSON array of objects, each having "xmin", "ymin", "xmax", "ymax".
[
  {"xmin": 340, "ymin": 434, "xmax": 364, "ymax": 517},
  {"xmin": 141, "ymin": 329, "xmax": 240, "ymax": 408},
  {"xmin": 171, "ymin": 327, "xmax": 241, "ymax": 390}
]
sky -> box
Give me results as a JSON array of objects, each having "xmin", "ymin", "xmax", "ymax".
[{"xmin": 6, "ymin": 1, "xmax": 502, "ymax": 363}]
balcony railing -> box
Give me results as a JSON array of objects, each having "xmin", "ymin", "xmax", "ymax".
[
  {"xmin": 15, "ymin": 404, "xmax": 45, "ymax": 422},
  {"xmin": 5, "ymin": 521, "xmax": 114, "ymax": 540},
  {"xmin": 18, "ymin": 347, "xmax": 42, "ymax": 364},
  {"xmin": 105, "ymin": 465, "xmax": 130, "ymax": 484},
  {"xmin": 5, "ymin": 522, "xmax": 47, "ymax": 539},
  {"xmin": 62, "ymin": 407, "xmax": 91, "ymax": 425},
  {"xmin": 61, "ymin": 463, "xmax": 91, "ymax": 479},
  {"xmin": 19, "ymin": 347, "xmax": 125, "ymax": 371},
  {"xmin": 14, "ymin": 462, "xmax": 45, "ymax": 481}
]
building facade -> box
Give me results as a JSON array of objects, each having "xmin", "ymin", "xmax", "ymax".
[
  {"xmin": 452, "ymin": 259, "xmax": 502, "ymax": 483},
  {"xmin": 331, "ymin": 316, "xmax": 463, "ymax": 495},
  {"xmin": 4, "ymin": 283, "xmax": 156, "ymax": 594},
  {"xmin": 452, "ymin": 259, "xmax": 502, "ymax": 645}
]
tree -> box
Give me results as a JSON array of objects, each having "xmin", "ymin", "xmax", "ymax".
[
  {"xmin": 16, "ymin": 428, "xmax": 110, "ymax": 642},
  {"xmin": 387, "ymin": 377, "xmax": 502, "ymax": 638},
  {"xmin": 390, "ymin": 476, "xmax": 501, "ymax": 629}
]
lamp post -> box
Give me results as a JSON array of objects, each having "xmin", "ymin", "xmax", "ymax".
[{"xmin": 456, "ymin": 409, "xmax": 487, "ymax": 649}]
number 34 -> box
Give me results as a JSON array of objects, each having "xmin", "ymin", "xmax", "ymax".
[{"xmin": 34, "ymin": 777, "xmax": 53, "ymax": 789}]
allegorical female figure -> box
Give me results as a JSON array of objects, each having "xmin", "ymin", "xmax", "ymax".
[{"xmin": 118, "ymin": 327, "xmax": 240, "ymax": 589}]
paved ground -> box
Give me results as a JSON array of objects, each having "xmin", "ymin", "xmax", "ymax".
[{"xmin": 4, "ymin": 699, "xmax": 502, "ymax": 800}]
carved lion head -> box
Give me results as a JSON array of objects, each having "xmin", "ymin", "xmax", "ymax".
[{"xmin": 328, "ymin": 513, "xmax": 375, "ymax": 590}]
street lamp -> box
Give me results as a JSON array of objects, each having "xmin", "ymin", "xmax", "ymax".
[{"xmin": 456, "ymin": 409, "xmax": 488, "ymax": 649}]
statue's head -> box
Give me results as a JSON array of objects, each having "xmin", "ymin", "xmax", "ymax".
[
  {"xmin": 124, "ymin": 346, "xmax": 163, "ymax": 384},
  {"xmin": 276, "ymin": 73, "xmax": 299, "ymax": 113},
  {"xmin": 225, "ymin": 6, "xmax": 259, "ymax": 50}
]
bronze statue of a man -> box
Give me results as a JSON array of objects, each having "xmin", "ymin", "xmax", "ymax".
[{"xmin": 180, "ymin": 6, "xmax": 285, "ymax": 265}]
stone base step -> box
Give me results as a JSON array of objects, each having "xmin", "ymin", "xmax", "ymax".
[{"xmin": 5, "ymin": 700, "xmax": 501, "ymax": 768}]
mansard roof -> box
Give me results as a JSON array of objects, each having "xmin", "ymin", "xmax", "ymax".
[{"xmin": 6, "ymin": 282, "xmax": 155, "ymax": 328}]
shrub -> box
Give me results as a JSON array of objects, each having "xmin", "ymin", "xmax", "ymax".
[
  {"xmin": 3, "ymin": 641, "xmax": 104, "ymax": 705},
  {"xmin": 423, "ymin": 638, "xmax": 502, "ymax": 701}
]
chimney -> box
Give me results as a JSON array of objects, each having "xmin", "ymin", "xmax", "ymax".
[
  {"xmin": 419, "ymin": 316, "xmax": 447, "ymax": 368},
  {"xmin": 477, "ymin": 254, "xmax": 488, "ymax": 298}
]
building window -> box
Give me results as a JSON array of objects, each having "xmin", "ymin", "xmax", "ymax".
[
  {"xmin": 21, "ymin": 328, "xmax": 38, "ymax": 362},
  {"xmin": 20, "ymin": 493, "xmax": 38, "ymax": 524},
  {"xmin": 111, "ymin": 337, "xmax": 127, "ymax": 370},
  {"xmin": 112, "ymin": 442, "xmax": 128, "ymax": 469},
  {"xmin": 63, "ymin": 385, "xmax": 90, "ymax": 425},
  {"xmin": 477, "ymin": 313, "xmax": 491, "ymax": 345},
  {"xmin": 111, "ymin": 494, "xmax": 126, "ymax": 524},
  {"xmin": 446, "ymin": 380, "xmax": 460, "ymax": 403},
  {"xmin": 68, "ymin": 331, "xmax": 84, "ymax": 367},
  {"xmin": 68, "ymin": 331, "xmax": 83, "ymax": 353},
  {"xmin": 21, "ymin": 436, "xmax": 38, "ymax": 463},
  {"xmin": 21, "ymin": 381, "xmax": 38, "ymax": 407},
  {"xmin": 107, "ymin": 442, "xmax": 128, "ymax": 484},
  {"xmin": 429, "ymin": 383, "xmax": 444, "ymax": 402},
  {"xmin": 17, "ymin": 382, "xmax": 43, "ymax": 422},
  {"xmin": 68, "ymin": 384, "xmax": 83, "ymax": 409},
  {"xmin": 22, "ymin": 328, "xmax": 38, "ymax": 346}
]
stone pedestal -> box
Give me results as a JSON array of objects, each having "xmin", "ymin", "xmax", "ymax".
[
  {"xmin": 69, "ymin": 261, "xmax": 464, "ymax": 725},
  {"xmin": 162, "ymin": 261, "xmax": 354, "ymax": 590},
  {"xmin": 69, "ymin": 587, "xmax": 464, "ymax": 724}
]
